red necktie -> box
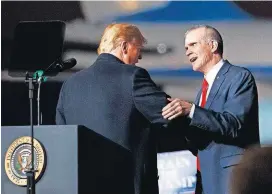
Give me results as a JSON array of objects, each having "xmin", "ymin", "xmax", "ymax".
[
  {"xmin": 200, "ymin": 78, "xmax": 209, "ymax": 108},
  {"xmin": 197, "ymin": 78, "xmax": 209, "ymax": 171}
]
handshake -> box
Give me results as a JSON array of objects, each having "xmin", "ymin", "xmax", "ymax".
[{"xmin": 162, "ymin": 98, "xmax": 193, "ymax": 120}]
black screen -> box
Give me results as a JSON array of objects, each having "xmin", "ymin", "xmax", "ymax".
[{"xmin": 8, "ymin": 20, "xmax": 65, "ymax": 77}]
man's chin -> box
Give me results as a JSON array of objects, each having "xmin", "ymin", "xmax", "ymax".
[{"xmin": 192, "ymin": 64, "xmax": 199, "ymax": 71}]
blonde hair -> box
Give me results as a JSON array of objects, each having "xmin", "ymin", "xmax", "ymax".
[{"xmin": 97, "ymin": 23, "xmax": 147, "ymax": 55}]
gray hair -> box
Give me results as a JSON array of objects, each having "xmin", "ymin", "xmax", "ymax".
[{"xmin": 185, "ymin": 25, "xmax": 223, "ymax": 55}]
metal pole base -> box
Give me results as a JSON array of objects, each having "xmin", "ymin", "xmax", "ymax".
[{"xmin": 26, "ymin": 170, "xmax": 36, "ymax": 194}]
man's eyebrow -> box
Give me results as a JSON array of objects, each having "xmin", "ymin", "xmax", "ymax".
[
  {"xmin": 187, "ymin": 42, "xmax": 197, "ymax": 46},
  {"xmin": 185, "ymin": 41, "xmax": 197, "ymax": 49}
]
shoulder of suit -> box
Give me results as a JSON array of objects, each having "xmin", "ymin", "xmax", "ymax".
[
  {"xmin": 120, "ymin": 64, "xmax": 149, "ymax": 75},
  {"xmin": 61, "ymin": 68, "xmax": 89, "ymax": 87},
  {"xmin": 225, "ymin": 61, "xmax": 253, "ymax": 77}
]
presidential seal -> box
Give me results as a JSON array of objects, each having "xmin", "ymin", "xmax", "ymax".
[{"xmin": 5, "ymin": 136, "xmax": 46, "ymax": 186}]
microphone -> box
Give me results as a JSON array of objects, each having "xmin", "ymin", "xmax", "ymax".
[
  {"xmin": 55, "ymin": 58, "xmax": 77, "ymax": 72},
  {"xmin": 37, "ymin": 58, "xmax": 77, "ymax": 78}
]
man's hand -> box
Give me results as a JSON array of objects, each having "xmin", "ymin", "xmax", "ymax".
[{"xmin": 162, "ymin": 98, "xmax": 193, "ymax": 120}]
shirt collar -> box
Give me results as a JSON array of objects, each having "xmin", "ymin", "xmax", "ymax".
[{"xmin": 204, "ymin": 59, "xmax": 224, "ymax": 86}]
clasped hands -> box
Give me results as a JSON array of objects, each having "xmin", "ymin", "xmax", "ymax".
[{"xmin": 162, "ymin": 98, "xmax": 193, "ymax": 120}]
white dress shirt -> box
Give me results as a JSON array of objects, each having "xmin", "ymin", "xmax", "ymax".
[{"xmin": 189, "ymin": 59, "xmax": 224, "ymax": 118}]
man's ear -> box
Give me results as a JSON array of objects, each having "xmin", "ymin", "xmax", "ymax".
[
  {"xmin": 120, "ymin": 41, "xmax": 128, "ymax": 54},
  {"xmin": 211, "ymin": 40, "xmax": 218, "ymax": 53}
]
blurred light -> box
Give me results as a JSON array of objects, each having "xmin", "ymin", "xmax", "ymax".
[
  {"xmin": 118, "ymin": 1, "xmax": 139, "ymax": 12},
  {"xmin": 157, "ymin": 43, "xmax": 167, "ymax": 54}
]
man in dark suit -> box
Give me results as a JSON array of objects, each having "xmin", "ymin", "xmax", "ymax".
[
  {"xmin": 162, "ymin": 25, "xmax": 259, "ymax": 194},
  {"xmin": 56, "ymin": 23, "xmax": 185, "ymax": 194}
]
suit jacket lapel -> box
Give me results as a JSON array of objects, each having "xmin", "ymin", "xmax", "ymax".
[
  {"xmin": 195, "ymin": 89, "xmax": 202, "ymax": 105},
  {"xmin": 205, "ymin": 61, "xmax": 231, "ymax": 109}
]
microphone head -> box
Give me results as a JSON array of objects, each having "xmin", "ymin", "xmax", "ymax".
[
  {"xmin": 64, "ymin": 58, "xmax": 77, "ymax": 67},
  {"xmin": 42, "ymin": 58, "xmax": 77, "ymax": 76},
  {"xmin": 61, "ymin": 58, "xmax": 77, "ymax": 71}
]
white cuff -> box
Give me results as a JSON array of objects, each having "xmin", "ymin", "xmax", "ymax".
[{"xmin": 188, "ymin": 104, "xmax": 195, "ymax": 119}]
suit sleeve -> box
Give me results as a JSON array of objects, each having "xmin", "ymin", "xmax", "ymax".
[
  {"xmin": 132, "ymin": 68, "xmax": 170, "ymax": 128},
  {"xmin": 133, "ymin": 68, "xmax": 190, "ymax": 152},
  {"xmin": 56, "ymin": 81, "xmax": 66, "ymax": 125},
  {"xmin": 190, "ymin": 70, "xmax": 258, "ymax": 138}
]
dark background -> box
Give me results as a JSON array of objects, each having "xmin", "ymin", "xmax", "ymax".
[{"xmin": 1, "ymin": 1, "xmax": 83, "ymax": 126}]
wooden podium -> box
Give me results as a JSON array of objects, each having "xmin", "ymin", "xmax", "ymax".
[{"xmin": 1, "ymin": 125, "xmax": 134, "ymax": 194}]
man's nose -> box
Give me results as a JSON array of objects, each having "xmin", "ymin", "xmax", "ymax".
[
  {"xmin": 138, "ymin": 54, "xmax": 142, "ymax": 60},
  {"xmin": 186, "ymin": 49, "xmax": 192, "ymax": 57}
]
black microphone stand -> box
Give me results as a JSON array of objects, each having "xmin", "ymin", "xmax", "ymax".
[
  {"xmin": 25, "ymin": 72, "xmax": 37, "ymax": 194},
  {"xmin": 23, "ymin": 59, "xmax": 76, "ymax": 193}
]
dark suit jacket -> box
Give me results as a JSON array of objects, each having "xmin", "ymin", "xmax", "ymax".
[
  {"xmin": 188, "ymin": 61, "xmax": 259, "ymax": 194},
  {"xmin": 56, "ymin": 53, "xmax": 175, "ymax": 194}
]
